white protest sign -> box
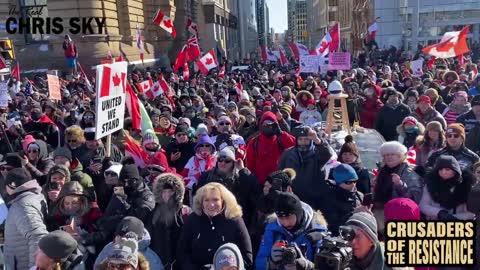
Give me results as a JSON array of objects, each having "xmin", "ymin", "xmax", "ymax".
[
  {"xmin": 328, "ymin": 52, "xmax": 351, "ymax": 70},
  {"xmin": 299, "ymin": 55, "xmax": 319, "ymax": 73},
  {"xmin": 95, "ymin": 62, "xmax": 128, "ymax": 140},
  {"xmin": 0, "ymin": 82, "xmax": 9, "ymax": 107}
]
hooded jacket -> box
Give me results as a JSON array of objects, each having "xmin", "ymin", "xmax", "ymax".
[
  {"xmin": 396, "ymin": 121, "xmax": 425, "ymax": 149},
  {"xmin": 245, "ymin": 112, "xmax": 296, "ymax": 184},
  {"xmin": 359, "ymin": 85, "xmax": 384, "ymax": 128},
  {"xmin": 24, "ymin": 140, "xmax": 55, "ymax": 186},
  {"xmin": 214, "ymin": 243, "xmax": 245, "ymax": 270},
  {"xmin": 323, "ymin": 185, "xmax": 364, "ymax": 236},
  {"xmin": 255, "ymin": 202, "xmax": 328, "ymax": 270},
  {"xmin": 181, "ymin": 135, "xmax": 217, "ymax": 188},
  {"xmin": 43, "ymin": 164, "xmax": 72, "ymax": 212},
  {"xmin": 5, "ymin": 180, "xmax": 48, "ymax": 270},
  {"xmin": 69, "ymin": 158, "xmax": 96, "ymax": 201}
]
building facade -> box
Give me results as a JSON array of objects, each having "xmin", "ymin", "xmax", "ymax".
[
  {"xmin": 255, "ymin": 0, "xmax": 268, "ymax": 46},
  {"xmin": 306, "ymin": 0, "xmax": 328, "ymax": 48},
  {"xmin": 238, "ymin": 0, "xmax": 258, "ymax": 59},
  {"xmin": 287, "ymin": 0, "xmax": 307, "ymax": 44},
  {"xmin": 375, "ymin": 0, "xmax": 480, "ymax": 50}
]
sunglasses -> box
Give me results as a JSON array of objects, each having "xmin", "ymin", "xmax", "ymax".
[
  {"xmin": 104, "ymin": 171, "xmax": 118, "ymax": 177},
  {"xmin": 0, "ymin": 166, "xmax": 13, "ymax": 171},
  {"xmin": 199, "ymin": 144, "xmax": 211, "ymax": 148},
  {"xmin": 344, "ymin": 180, "xmax": 357, "ymax": 185},
  {"xmin": 447, "ymin": 134, "xmax": 460, "ymax": 138},
  {"xmin": 218, "ymin": 158, "xmax": 233, "ymax": 164},
  {"xmin": 218, "ymin": 122, "xmax": 231, "ymax": 126}
]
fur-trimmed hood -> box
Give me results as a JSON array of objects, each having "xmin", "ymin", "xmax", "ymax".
[
  {"xmin": 152, "ymin": 173, "xmax": 185, "ymax": 209},
  {"xmin": 274, "ymin": 202, "xmax": 328, "ymax": 232},
  {"xmin": 443, "ymin": 70, "xmax": 459, "ymax": 83},
  {"xmin": 96, "ymin": 252, "xmax": 150, "ymax": 270},
  {"xmin": 396, "ymin": 121, "xmax": 425, "ymax": 137},
  {"xmin": 295, "ymin": 90, "xmax": 314, "ymax": 106}
]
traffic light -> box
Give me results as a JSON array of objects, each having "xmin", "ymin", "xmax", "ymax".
[{"xmin": 0, "ymin": 39, "xmax": 14, "ymax": 60}]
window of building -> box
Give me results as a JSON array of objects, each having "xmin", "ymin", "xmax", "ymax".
[{"xmin": 19, "ymin": 0, "xmax": 49, "ymax": 43}]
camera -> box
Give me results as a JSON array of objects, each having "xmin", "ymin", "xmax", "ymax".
[
  {"xmin": 312, "ymin": 226, "xmax": 355, "ymax": 270},
  {"xmin": 274, "ymin": 240, "xmax": 300, "ymax": 266}
]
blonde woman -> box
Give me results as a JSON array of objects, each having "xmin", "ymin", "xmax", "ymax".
[{"xmin": 177, "ymin": 182, "xmax": 253, "ymax": 270}]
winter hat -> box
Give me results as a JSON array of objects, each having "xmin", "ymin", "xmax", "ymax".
[
  {"xmin": 53, "ymin": 147, "xmax": 72, "ymax": 161},
  {"xmin": 6, "ymin": 168, "xmax": 31, "ymax": 190},
  {"xmin": 470, "ymin": 95, "xmax": 480, "ymax": 107},
  {"xmin": 119, "ymin": 164, "xmax": 141, "ymax": 181},
  {"xmin": 38, "ymin": 230, "xmax": 78, "ymax": 261},
  {"xmin": 175, "ymin": 123, "xmax": 189, "ymax": 134},
  {"xmin": 339, "ymin": 135, "xmax": 360, "ymax": 158},
  {"xmin": 446, "ymin": 123, "xmax": 465, "ymax": 141},
  {"xmin": 306, "ymin": 99, "xmax": 316, "ymax": 106},
  {"xmin": 417, "ymin": 95, "xmax": 431, "ymax": 104},
  {"xmin": 384, "ymin": 88, "xmax": 399, "ymax": 100},
  {"xmin": 266, "ymin": 168, "xmax": 296, "ymax": 190},
  {"xmin": 0, "ymin": 153, "xmax": 23, "ymax": 168},
  {"xmin": 195, "ymin": 123, "xmax": 209, "ymax": 137},
  {"xmin": 467, "ymin": 183, "xmax": 480, "ymax": 213},
  {"xmin": 194, "ymin": 135, "xmax": 216, "ymax": 152},
  {"xmin": 107, "ymin": 237, "xmax": 139, "ymax": 268},
  {"xmin": 159, "ymin": 112, "xmax": 173, "ymax": 122},
  {"xmin": 384, "ymin": 198, "xmax": 421, "ymax": 221},
  {"xmin": 218, "ymin": 146, "xmax": 235, "ymax": 161},
  {"xmin": 425, "ymin": 88, "xmax": 439, "ymax": 102},
  {"xmin": 279, "ymin": 104, "xmax": 292, "ymax": 115},
  {"xmin": 84, "ymin": 127, "xmax": 96, "ymax": 141},
  {"xmin": 346, "ymin": 211, "xmax": 378, "ymax": 244},
  {"xmin": 214, "ymin": 243, "xmax": 245, "ymax": 270},
  {"xmin": 333, "ymin": 164, "xmax": 358, "ymax": 185},
  {"xmin": 22, "ymin": 134, "xmax": 36, "ymax": 153},
  {"xmin": 426, "ymin": 121, "xmax": 444, "ymax": 133},
  {"xmin": 115, "ymin": 216, "xmax": 145, "ymax": 241},
  {"xmin": 105, "ymin": 163, "xmax": 123, "ymax": 177},
  {"xmin": 49, "ymin": 165, "xmax": 71, "ymax": 182},
  {"xmin": 274, "ymin": 192, "xmax": 303, "ymax": 218},
  {"xmin": 402, "ymin": 116, "xmax": 418, "ymax": 126},
  {"xmin": 405, "ymin": 89, "xmax": 419, "ymax": 99},
  {"xmin": 142, "ymin": 129, "xmax": 159, "ymax": 147},
  {"xmin": 379, "ymin": 141, "xmax": 408, "ymax": 156},
  {"xmin": 434, "ymin": 155, "xmax": 462, "ymax": 176},
  {"xmin": 179, "ymin": 117, "xmax": 191, "ymax": 128}
]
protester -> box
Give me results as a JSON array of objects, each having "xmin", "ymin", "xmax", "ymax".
[
  {"xmin": 337, "ymin": 135, "xmax": 371, "ymax": 194},
  {"xmin": 375, "ymin": 88, "xmax": 410, "ymax": 141},
  {"xmin": 415, "ymin": 121, "xmax": 445, "ymax": 168},
  {"xmin": 213, "ymin": 243, "xmax": 245, "ymax": 270},
  {"xmin": 33, "ymin": 230, "xmax": 84, "ymax": 270},
  {"xmin": 165, "ymin": 123, "xmax": 196, "ymax": 172},
  {"xmin": 411, "ymin": 95, "xmax": 447, "ymax": 130},
  {"xmin": 396, "ymin": 116, "xmax": 425, "ymax": 149},
  {"xmin": 96, "ymin": 237, "xmax": 150, "ymax": 270},
  {"xmin": 24, "ymin": 139, "xmax": 55, "ymax": 186}
]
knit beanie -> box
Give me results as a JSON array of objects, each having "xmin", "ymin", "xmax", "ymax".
[
  {"xmin": 405, "ymin": 89, "xmax": 419, "ymax": 99},
  {"xmin": 384, "ymin": 198, "xmax": 421, "ymax": 221},
  {"xmin": 346, "ymin": 211, "xmax": 378, "ymax": 244},
  {"xmin": 434, "ymin": 155, "xmax": 462, "ymax": 176},
  {"xmin": 279, "ymin": 104, "xmax": 292, "ymax": 115},
  {"xmin": 142, "ymin": 129, "xmax": 159, "ymax": 147},
  {"xmin": 339, "ymin": 135, "xmax": 360, "ymax": 158},
  {"xmin": 22, "ymin": 135, "xmax": 36, "ymax": 153},
  {"xmin": 218, "ymin": 146, "xmax": 236, "ymax": 161},
  {"xmin": 446, "ymin": 123, "xmax": 465, "ymax": 141},
  {"xmin": 425, "ymin": 88, "xmax": 439, "ymax": 103},
  {"xmin": 175, "ymin": 123, "xmax": 189, "ymax": 134},
  {"xmin": 195, "ymin": 123, "xmax": 209, "ymax": 137},
  {"xmin": 471, "ymin": 95, "xmax": 480, "ymax": 107},
  {"xmin": 38, "ymin": 230, "xmax": 78, "ymax": 261},
  {"xmin": 2, "ymin": 153, "xmax": 23, "ymax": 168},
  {"xmin": 6, "ymin": 168, "xmax": 32, "ymax": 190},
  {"xmin": 384, "ymin": 88, "xmax": 399, "ymax": 100},
  {"xmin": 379, "ymin": 141, "xmax": 408, "ymax": 156},
  {"xmin": 274, "ymin": 192, "xmax": 303, "ymax": 219},
  {"xmin": 402, "ymin": 116, "xmax": 418, "ymax": 126},
  {"xmin": 265, "ymin": 168, "xmax": 296, "ymax": 191},
  {"xmin": 53, "ymin": 147, "xmax": 73, "ymax": 161},
  {"xmin": 115, "ymin": 216, "xmax": 145, "ymax": 241},
  {"xmin": 119, "ymin": 164, "xmax": 141, "ymax": 181},
  {"xmin": 333, "ymin": 164, "xmax": 358, "ymax": 185},
  {"xmin": 417, "ymin": 95, "xmax": 431, "ymax": 104},
  {"xmin": 107, "ymin": 237, "xmax": 139, "ymax": 268},
  {"xmin": 84, "ymin": 127, "xmax": 96, "ymax": 141}
]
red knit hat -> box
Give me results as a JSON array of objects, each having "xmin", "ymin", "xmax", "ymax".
[
  {"xmin": 306, "ymin": 99, "xmax": 316, "ymax": 106},
  {"xmin": 417, "ymin": 95, "xmax": 431, "ymax": 104},
  {"xmin": 402, "ymin": 116, "xmax": 417, "ymax": 126},
  {"xmin": 384, "ymin": 198, "xmax": 420, "ymax": 221}
]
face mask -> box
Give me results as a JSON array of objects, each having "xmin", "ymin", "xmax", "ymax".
[
  {"xmin": 31, "ymin": 111, "xmax": 42, "ymax": 121},
  {"xmin": 261, "ymin": 124, "xmax": 277, "ymax": 137},
  {"xmin": 123, "ymin": 178, "xmax": 138, "ymax": 193}
]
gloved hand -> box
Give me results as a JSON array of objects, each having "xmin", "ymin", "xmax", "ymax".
[
  {"xmin": 291, "ymin": 243, "xmax": 315, "ymax": 270},
  {"xmin": 437, "ymin": 209, "xmax": 458, "ymax": 221},
  {"xmin": 270, "ymin": 244, "xmax": 284, "ymax": 264}
]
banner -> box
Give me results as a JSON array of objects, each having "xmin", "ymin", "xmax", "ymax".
[
  {"xmin": 299, "ymin": 55, "xmax": 319, "ymax": 73},
  {"xmin": 95, "ymin": 62, "xmax": 128, "ymax": 140},
  {"xmin": 47, "ymin": 74, "xmax": 61, "ymax": 100},
  {"xmin": 328, "ymin": 52, "xmax": 351, "ymax": 70},
  {"xmin": 0, "ymin": 82, "xmax": 8, "ymax": 107}
]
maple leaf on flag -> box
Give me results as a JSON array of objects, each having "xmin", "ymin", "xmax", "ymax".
[
  {"xmin": 153, "ymin": 84, "xmax": 160, "ymax": 92},
  {"xmin": 205, "ymin": 58, "xmax": 213, "ymax": 65},
  {"xmin": 113, "ymin": 73, "xmax": 121, "ymax": 86},
  {"xmin": 163, "ymin": 19, "xmax": 173, "ymax": 29}
]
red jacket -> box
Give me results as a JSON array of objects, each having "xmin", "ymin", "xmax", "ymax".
[
  {"xmin": 359, "ymin": 86, "xmax": 383, "ymax": 128},
  {"xmin": 245, "ymin": 112, "xmax": 296, "ymax": 184}
]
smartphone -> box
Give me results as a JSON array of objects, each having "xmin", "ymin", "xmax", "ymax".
[
  {"xmin": 362, "ymin": 193, "xmax": 374, "ymax": 206},
  {"xmin": 114, "ymin": 186, "xmax": 125, "ymax": 196}
]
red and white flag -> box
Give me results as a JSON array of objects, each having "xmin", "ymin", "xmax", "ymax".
[
  {"xmin": 11, "ymin": 63, "xmax": 20, "ymax": 81},
  {"xmin": 136, "ymin": 79, "xmax": 153, "ymax": 94},
  {"xmin": 107, "ymin": 50, "xmax": 113, "ymax": 61},
  {"xmin": 116, "ymin": 54, "xmax": 124, "ymax": 62},
  {"xmin": 98, "ymin": 63, "xmax": 127, "ymax": 98},
  {"xmin": 187, "ymin": 18, "xmax": 198, "ymax": 35},
  {"xmin": 136, "ymin": 23, "xmax": 145, "ymax": 64},
  {"xmin": 315, "ymin": 23, "xmax": 340, "ymax": 56},
  {"xmin": 219, "ymin": 65, "xmax": 225, "ymax": 78},
  {"xmin": 174, "ymin": 48, "xmax": 186, "ymax": 72},
  {"xmin": 153, "ymin": 9, "xmax": 177, "ymax": 38},
  {"xmin": 260, "ymin": 46, "xmax": 277, "ymax": 63},
  {"xmin": 422, "ymin": 26, "xmax": 470, "ymax": 59},
  {"xmin": 125, "ymin": 135, "xmax": 149, "ymax": 168},
  {"xmin": 146, "ymin": 75, "xmax": 171, "ymax": 100},
  {"xmin": 279, "ymin": 47, "xmax": 289, "ymax": 66},
  {"xmin": 185, "ymin": 36, "xmax": 201, "ymax": 61},
  {"xmin": 288, "ymin": 42, "xmax": 310, "ymax": 60},
  {"xmin": 196, "ymin": 49, "xmax": 218, "ymax": 75},
  {"xmin": 367, "ymin": 21, "xmax": 378, "ymax": 41},
  {"xmin": 0, "ymin": 55, "xmax": 6, "ymax": 70},
  {"xmin": 183, "ymin": 62, "xmax": 190, "ymax": 80}
]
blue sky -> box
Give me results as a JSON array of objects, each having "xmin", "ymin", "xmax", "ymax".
[{"xmin": 266, "ymin": 0, "xmax": 287, "ymax": 33}]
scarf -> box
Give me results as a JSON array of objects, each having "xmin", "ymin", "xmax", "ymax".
[
  {"xmin": 193, "ymin": 153, "xmax": 215, "ymax": 174},
  {"xmin": 448, "ymin": 103, "xmax": 471, "ymax": 115},
  {"xmin": 353, "ymin": 244, "xmax": 378, "ymax": 270},
  {"xmin": 405, "ymin": 126, "xmax": 419, "ymax": 134}
]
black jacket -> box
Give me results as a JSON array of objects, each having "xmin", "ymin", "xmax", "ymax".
[
  {"xmin": 195, "ymin": 168, "xmax": 261, "ymax": 228},
  {"xmin": 177, "ymin": 213, "xmax": 253, "ymax": 270},
  {"xmin": 323, "ymin": 185, "xmax": 363, "ymax": 236},
  {"xmin": 23, "ymin": 120, "xmax": 59, "ymax": 148},
  {"xmin": 352, "ymin": 165, "xmax": 371, "ymax": 195},
  {"xmin": 165, "ymin": 141, "xmax": 196, "ymax": 172},
  {"xmin": 426, "ymin": 145, "xmax": 480, "ymax": 171},
  {"xmin": 375, "ymin": 103, "xmax": 411, "ymax": 141}
]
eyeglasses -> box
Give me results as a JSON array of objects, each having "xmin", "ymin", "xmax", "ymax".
[
  {"xmin": 104, "ymin": 171, "xmax": 118, "ymax": 177},
  {"xmin": 344, "ymin": 180, "xmax": 357, "ymax": 185},
  {"xmin": 447, "ymin": 134, "xmax": 460, "ymax": 138},
  {"xmin": 83, "ymin": 115, "xmax": 94, "ymax": 120},
  {"xmin": 67, "ymin": 139, "xmax": 77, "ymax": 144},
  {"xmin": 218, "ymin": 122, "xmax": 231, "ymax": 126},
  {"xmin": 27, "ymin": 149, "xmax": 39, "ymax": 154},
  {"xmin": 0, "ymin": 166, "xmax": 13, "ymax": 171},
  {"xmin": 218, "ymin": 158, "xmax": 233, "ymax": 164}
]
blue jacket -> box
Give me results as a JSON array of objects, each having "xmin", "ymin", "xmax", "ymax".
[{"xmin": 255, "ymin": 202, "xmax": 328, "ymax": 270}]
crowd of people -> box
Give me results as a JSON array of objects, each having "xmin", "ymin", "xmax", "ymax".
[{"xmin": 0, "ymin": 48, "xmax": 480, "ymax": 270}]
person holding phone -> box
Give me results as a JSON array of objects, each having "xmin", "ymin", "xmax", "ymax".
[{"xmin": 165, "ymin": 124, "xmax": 196, "ymax": 172}]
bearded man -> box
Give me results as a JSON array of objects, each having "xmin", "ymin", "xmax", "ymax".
[{"xmin": 148, "ymin": 173, "xmax": 191, "ymax": 270}]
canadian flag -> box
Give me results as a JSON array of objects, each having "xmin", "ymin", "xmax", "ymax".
[
  {"xmin": 187, "ymin": 18, "xmax": 198, "ymax": 35},
  {"xmin": 107, "ymin": 50, "xmax": 113, "ymax": 61},
  {"xmin": 367, "ymin": 21, "xmax": 378, "ymax": 41},
  {"xmin": 98, "ymin": 62, "xmax": 127, "ymax": 98},
  {"xmin": 116, "ymin": 54, "xmax": 124, "ymax": 62},
  {"xmin": 196, "ymin": 49, "xmax": 218, "ymax": 75},
  {"xmin": 315, "ymin": 23, "xmax": 340, "ymax": 56},
  {"xmin": 279, "ymin": 47, "xmax": 289, "ymax": 66},
  {"xmin": 260, "ymin": 46, "xmax": 277, "ymax": 63},
  {"xmin": 288, "ymin": 42, "xmax": 311, "ymax": 60},
  {"xmin": 422, "ymin": 26, "xmax": 470, "ymax": 59},
  {"xmin": 11, "ymin": 63, "xmax": 20, "ymax": 81},
  {"xmin": 219, "ymin": 65, "xmax": 225, "ymax": 78},
  {"xmin": 153, "ymin": 9, "xmax": 177, "ymax": 38},
  {"xmin": 0, "ymin": 55, "xmax": 6, "ymax": 70},
  {"xmin": 136, "ymin": 79, "xmax": 153, "ymax": 94},
  {"xmin": 173, "ymin": 36, "xmax": 201, "ymax": 72},
  {"xmin": 183, "ymin": 62, "xmax": 190, "ymax": 80}
]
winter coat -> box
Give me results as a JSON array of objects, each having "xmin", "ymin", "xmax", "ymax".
[
  {"xmin": 4, "ymin": 180, "xmax": 48, "ymax": 270},
  {"xmin": 426, "ymin": 145, "xmax": 480, "ymax": 171},
  {"xmin": 182, "ymin": 154, "xmax": 217, "ymax": 189},
  {"xmin": 420, "ymin": 170, "xmax": 475, "ymax": 220},
  {"xmin": 349, "ymin": 242, "xmax": 391, "ymax": 270},
  {"xmin": 195, "ymin": 167, "xmax": 261, "ymax": 228},
  {"xmin": 24, "ymin": 140, "xmax": 55, "ymax": 186},
  {"xmin": 245, "ymin": 112, "xmax": 296, "ymax": 185},
  {"xmin": 352, "ymin": 164, "xmax": 372, "ymax": 195},
  {"xmin": 433, "ymin": 96, "xmax": 448, "ymax": 115},
  {"xmin": 359, "ymin": 86, "xmax": 384, "ymax": 128},
  {"xmin": 165, "ymin": 141, "xmax": 196, "ymax": 172},
  {"xmin": 442, "ymin": 103, "xmax": 471, "ymax": 125},
  {"xmin": 78, "ymin": 144, "xmax": 123, "ymax": 171},
  {"xmin": 23, "ymin": 115, "xmax": 60, "ymax": 148},
  {"xmin": 94, "ymin": 230, "xmax": 164, "ymax": 270},
  {"xmin": 278, "ymin": 141, "xmax": 333, "ymax": 212},
  {"xmin": 411, "ymin": 107, "xmax": 447, "ymax": 131},
  {"xmin": 456, "ymin": 110, "xmax": 480, "ymax": 136},
  {"xmin": 374, "ymin": 162, "xmax": 423, "ymax": 205},
  {"xmin": 299, "ymin": 109, "xmax": 323, "ymax": 127},
  {"xmin": 177, "ymin": 213, "xmax": 253, "ymax": 270},
  {"xmin": 255, "ymin": 202, "xmax": 328, "ymax": 270},
  {"xmin": 70, "ymin": 159, "xmax": 96, "ymax": 201},
  {"xmin": 323, "ymin": 185, "xmax": 363, "ymax": 236},
  {"xmin": 397, "ymin": 122, "xmax": 425, "ymax": 149},
  {"xmin": 155, "ymin": 125, "xmax": 176, "ymax": 148},
  {"xmin": 415, "ymin": 140, "xmax": 444, "ymax": 168},
  {"xmin": 375, "ymin": 103, "xmax": 411, "ymax": 141}
]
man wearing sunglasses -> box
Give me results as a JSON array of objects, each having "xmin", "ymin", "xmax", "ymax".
[
  {"xmin": 214, "ymin": 115, "xmax": 246, "ymax": 158},
  {"xmin": 426, "ymin": 123, "xmax": 479, "ymax": 171}
]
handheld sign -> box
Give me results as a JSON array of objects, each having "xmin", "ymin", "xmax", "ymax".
[
  {"xmin": 299, "ymin": 55, "xmax": 319, "ymax": 73},
  {"xmin": 47, "ymin": 74, "xmax": 61, "ymax": 100},
  {"xmin": 0, "ymin": 82, "xmax": 8, "ymax": 107},
  {"xmin": 328, "ymin": 52, "xmax": 351, "ymax": 70},
  {"xmin": 95, "ymin": 62, "xmax": 128, "ymax": 140}
]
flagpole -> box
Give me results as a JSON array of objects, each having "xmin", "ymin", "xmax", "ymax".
[
  {"xmin": 0, "ymin": 122, "xmax": 13, "ymax": 153},
  {"xmin": 105, "ymin": 134, "xmax": 111, "ymax": 158}
]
